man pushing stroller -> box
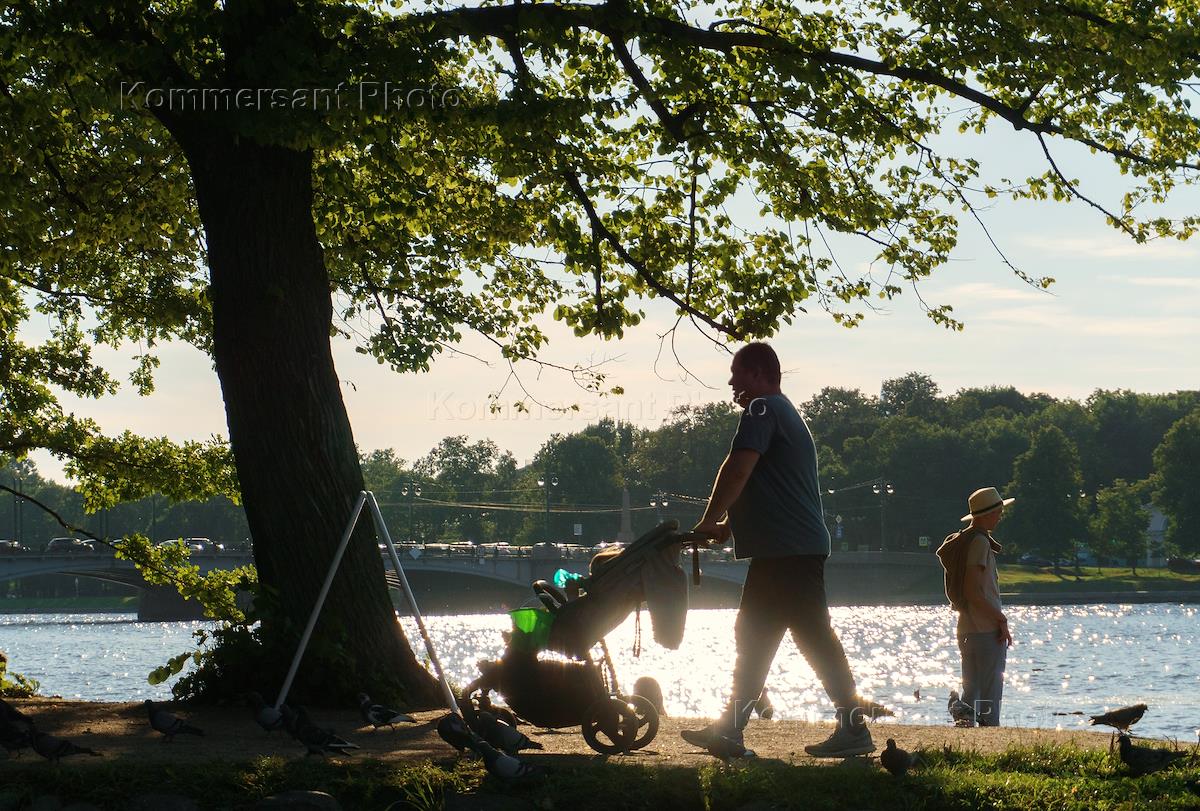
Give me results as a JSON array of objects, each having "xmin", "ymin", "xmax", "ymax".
[{"xmin": 682, "ymin": 342, "xmax": 881, "ymax": 759}]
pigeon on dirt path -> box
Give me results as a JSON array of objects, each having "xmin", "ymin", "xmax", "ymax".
[
  {"xmin": 145, "ymin": 699, "xmax": 204, "ymax": 742},
  {"xmin": 30, "ymin": 729, "xmax": 100, "ymax": 763},
  {"xmin": 880, "ymin": 738, "xmax": 918, "ymax": 777},
  {"xmin": 1090, "ymin": 703, "xmax": 1148, "ymax": 733},
  {"xmin": 474, "ymin": 692, "xmax": 520, "ymax": 728},
  {"xmin": 247, "ymin": 691, "xmax": 286, "ymax": 733},
  {"xmin": 281, "ymin": 705, "xmax": 359, "ymax": 757},
  {"xmin": 1117, "ymin": 733, "xmax": 1189, "ymax": 776},
  {"xmin": 475, "ymin": 736, "xmax": 544, "ymax": 783},
  {"xmin": 357, "ymin": 693, "xmax": 415, "ymax": 730},
  {"xmin": 435, "ymin": 712, "xmax": 543, "ymax": 781},
  {"xmin": 437, "ymin": 712, "xmax": 478, "ymax": 754},
  {"xmin": 947, "ymin": 690, "xmax": 975, "ymax": 727},
  {"xmin": 475, "ymin": 711, "xmax": 543, "ymax": 756}
]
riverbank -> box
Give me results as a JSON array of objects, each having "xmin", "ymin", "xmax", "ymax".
[
  {"xmin": 0, "ymin": 699, "xmax": 1196, "ymax": 810},
  {"xmin": 4, "ymin": 566, "xmax": 1199, "ymax": 614},
  {"xmin": 0, "ymin": 596, "xmax": 138, "ymax": 614}
]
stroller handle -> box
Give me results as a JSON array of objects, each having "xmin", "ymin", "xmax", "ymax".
[{"xmin": 676, "ymin": 530, "xmax": 718, "ymax": 585}]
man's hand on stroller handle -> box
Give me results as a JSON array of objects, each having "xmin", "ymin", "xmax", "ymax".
[{"xmin": 689, "ymin": 519, "xmax": 731, "ymax": 545}]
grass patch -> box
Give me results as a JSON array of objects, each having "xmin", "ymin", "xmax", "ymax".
[
  {"xmin": 0, "ymin": 743, "xmax": 1196, "ymax": 810},
  {"xmin": 0, "ymin": 595, "xmax": 139, "ymax": 614},
  {"xmin": 999, "ymin": 566, "xmax": 1200, "ymax": 594}
]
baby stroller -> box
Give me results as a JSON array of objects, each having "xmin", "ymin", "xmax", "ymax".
[{"xmin": 461, "ymin": 521, "xmax": 706, "ymax": 754}]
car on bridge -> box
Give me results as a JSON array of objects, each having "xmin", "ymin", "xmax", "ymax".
[
  {"xmin": 185, "ymin": 537, "xmax": 225, "ymax": 554},
  {"xmin": 157, "ymin": 538, "xmax": 206, "ymax": 553},
  {"xmin": 45, "ymin": 537, "xmax": 93, "ymax": 554},
  {"xmin": 0, "ymin": 540, "xmax": 31, "ymax": 553}
]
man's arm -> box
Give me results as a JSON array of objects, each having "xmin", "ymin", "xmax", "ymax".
[
  {"xmin": 693, "ymin": 448, "xmax": 761, "ymax": 540},
  {"xmin": 964, "ymin": 564, "xmax": 1012, "ymax": 646}
]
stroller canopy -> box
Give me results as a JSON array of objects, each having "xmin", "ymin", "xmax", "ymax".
[{"xmin": 546, "ymin": 521, "xmax": 690, "ymax": 658}]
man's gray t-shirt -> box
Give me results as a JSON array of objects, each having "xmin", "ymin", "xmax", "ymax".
[{"xmin": 727, "ymin": 394, "xmax": 831, "ymax": 559}]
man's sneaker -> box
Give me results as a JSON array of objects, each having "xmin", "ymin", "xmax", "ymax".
[
  {"xmin": 680, "ymin": 724, "xmax": 756, "ymax": 759},
  {"xmin": 803, "ymin": 724, "xmax": 875, "ymax": 758}
]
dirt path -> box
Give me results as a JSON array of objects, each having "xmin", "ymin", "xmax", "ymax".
[{"xmin": 2, "ymin": 698, "xmax": 1114, "ymax": 766}]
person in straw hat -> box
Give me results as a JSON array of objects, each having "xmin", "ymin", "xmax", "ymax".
[{"xmin": 935, "ymin": 486, "xmax": 1015, "ymax": 726}]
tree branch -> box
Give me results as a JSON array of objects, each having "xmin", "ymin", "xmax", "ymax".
[
  {"xmin": 410, "ymin": 2, "xmax": 1200, "ymax": 171},
  {"xmin": 559, "ymin": 169, "xmax": 740, "ymax": 338},
  {"xmin": 1035, "ymin": 132, "xmax": 1138, "ymax": 238}
]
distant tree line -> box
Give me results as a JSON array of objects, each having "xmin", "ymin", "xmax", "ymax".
[{"xmin": 4, "ymin": 375, "xmax": 1199, "ymax": 571}]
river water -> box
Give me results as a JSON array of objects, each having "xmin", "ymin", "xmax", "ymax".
[{"xmin": 2, "ymin": 604, "xmax": 1197, "ymax": 741}]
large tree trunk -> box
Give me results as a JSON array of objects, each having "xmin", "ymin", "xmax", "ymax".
[{"xmin": 179, "ymin": 134, "xmax": 440, "ymax": 707}]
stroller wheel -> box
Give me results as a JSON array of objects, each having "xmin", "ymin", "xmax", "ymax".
[
  {"xmin": 620, "ymin": 694, "xmax": 659, "ymax": 750},
  {"xmin": 582, "ymin": 698, "xmax": 638, "ymax": 755}
]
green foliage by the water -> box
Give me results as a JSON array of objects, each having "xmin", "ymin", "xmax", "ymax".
[
  {"xmin": 0, "ymin": 744, "xmax": 1196, "ymax": 810},
  {"xmin": 999, "ymin": 566, "xmax": 1200, "ymax": 593}
]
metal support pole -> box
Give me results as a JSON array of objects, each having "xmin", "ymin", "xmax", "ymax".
[
  {"xmin": 275, "ymin": 491, "xmax": 368, "ymax": 710},
  {"xmin": 368, "ymin": 492, "xmax": 460, "ymax": 715}
]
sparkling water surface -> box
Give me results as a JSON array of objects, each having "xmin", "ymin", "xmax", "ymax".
[{"xmin": 3, "ymin": 604, "xmax": 1197, "ymax": 740}]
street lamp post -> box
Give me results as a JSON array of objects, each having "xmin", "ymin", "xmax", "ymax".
[
  {"xmin": 10, "ymin": 474, "xmax": 22, "ymax": 544},
  {"xmin": 401, "ymin": 482, "xmax": 422, "ymax": 542},
  {"xmin": 537, "ymin": 473, "xmax": 559, "ymax": 542},
  {"xmin": 650, "ymin": 491, "xmax": 669, "ymax": 523},
  {"xmin": 825, "ymin": 477, "xmax": 895, "ymax": 551},
  {"xmin": 872, "ymin": 480, "xmax": 895, "ymax": 551}
]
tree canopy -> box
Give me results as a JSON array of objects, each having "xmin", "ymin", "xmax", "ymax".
[{"xmin": 3, "ymin": 0, "xmax": 1199, "ymax": 703}]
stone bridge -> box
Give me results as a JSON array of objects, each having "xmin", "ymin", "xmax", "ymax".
[{"xmin": 1, "ymin": 543, "xmax": 944, "ymax": 618}]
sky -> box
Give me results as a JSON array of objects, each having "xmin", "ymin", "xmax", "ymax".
[{"xmin": 19, "ymin": 120, "xmax": 1200, "ymax": 484}]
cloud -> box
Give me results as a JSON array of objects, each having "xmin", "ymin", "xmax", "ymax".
[
  {"xmin": 976, "ymin": 305, "xmax": 1200, "ymax": 338},
  {"xmin": 1018, "ymin": 234, "xmax": 1198, "ymax": 260},
  {"xmin": 938, "ymin": 281, "xmax": 1053, "ymax": 303},
  {"xmin": 1121, "ymin": 276, "xmax": 1200, "ymax": 291}
]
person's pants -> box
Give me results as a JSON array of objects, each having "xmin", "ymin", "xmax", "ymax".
[
  {"xmin": 958, "ymin": 631, "xmax": 1007, "ymax": 727},
  {"xmin": 726, "ymin": 555, "xmax": 860, "ymax": 729}
]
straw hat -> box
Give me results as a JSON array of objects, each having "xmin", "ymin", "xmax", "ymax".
[{"xmin": 960, "ymin": 486, "xmax": 1015, "ymax": 522}]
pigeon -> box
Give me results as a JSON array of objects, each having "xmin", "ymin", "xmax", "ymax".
[
  {"xmin": 632, "ymin": 677, "xmax": 667, "ymax": 717},
  {"xmin": 247, "ymin": 691, "xmax": 286, "ymax": 733},
  {"xmin": 435, "ymin": 713, "xmax": 541, "ymax": 781},
  {"xmin": 281, "ymin": 705, "xmax": 359, "ymax": 757},
  {"xmin": 1090, "ymin": 703, "xmax": 1148, "ymax": 733},
  {"xmin": 144, "ymin": 699, "xmax": 204, "ymax": 742},
  {"xmin": 1, "ymin": 715, "xmax": 33, "ymax": 757},
  {"xmin": 475, "ymin": 736, "xmax": 544, "ymax": 783},
  {"xmin": 474, "ymin": 711, "xmax": 543, "ymax": 756},
  {"xmin": 357, "ymin": 693, "xmax": 415, "ymax": 730},
  {"xmin": 860, "ymin": 699, "xmax": 895, "ymax": 720},
  {"xmin": 474, "ymin": 692, "xmax": 520, "ymax": 728},
  {"xmin": 30, "ymin": 729, "xmax": 100, "ymax": 763},
  {"xmin": 947, "ymin": 690, "xmax": 975, "ymax": 727},
  {"xmin": 1117, "ymin": 733, "xmax": 1188, "ymax": 776},
  {"xmin": 437, "ymin": 712, "xmax": 479, "ymax": 754},
  {"xmin": 880, "ymin": 738, "xmax": 917, "ymax": 777}
]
